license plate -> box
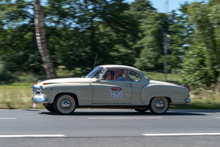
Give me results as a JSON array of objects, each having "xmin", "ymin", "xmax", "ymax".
[{"xmin": 33, "ymin": 103, "xmax": 37, "ymax": 108}]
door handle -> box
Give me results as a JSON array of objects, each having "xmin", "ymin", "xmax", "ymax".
[{"xmin": 123, "ymin": 83, "xmax": 131, "ymax": 86}]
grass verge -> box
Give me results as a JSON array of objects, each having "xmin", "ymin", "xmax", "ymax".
[
  {"xmin": 170, "ymin": 103, "xmax": 220, "ymax": 109},
  {"xmin": 0, "ymin": 83, "xmax": 44, "ymax": 109}
]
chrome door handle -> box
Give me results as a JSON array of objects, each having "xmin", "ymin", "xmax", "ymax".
[{"xmin": 123, "ymin": 83, "xmax": 131, "ymax": 86}]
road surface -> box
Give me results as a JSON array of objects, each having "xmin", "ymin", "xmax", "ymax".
[{"xmin": 0, "ymin": 109, "xmax": 220, "ymax": 147}]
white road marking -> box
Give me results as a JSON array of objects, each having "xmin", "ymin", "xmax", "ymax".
[
  {"xmin": 216, "ymin": 117, "xmax": 220, "ymax": 119},
  {"xmin": 0, "ymin": 118, "xmax": 17, "ymax": 120},
  {"xmin": 88, "ymin": 117, "xmax": 162, "ymax": 119},
  {"xmin": 143, "ymin": 133, "xmax": 220, "ymax": 136},
  {"xmin": 0, "ymin": 134, "xmax": 65, "ymax": 138}
]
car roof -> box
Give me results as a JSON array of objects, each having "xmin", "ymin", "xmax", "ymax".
[{"xmin": 97, "ymin": 64, "xmax": 142, "ymax": 73}]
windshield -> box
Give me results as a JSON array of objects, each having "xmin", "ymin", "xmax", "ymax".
[
  {"xmin": 85, "ymin": 67, "xmax": 105, "ymax": 78},
  {"xmin": 143, "ymin": 74, "xmax": 149, "ymax": 80}
]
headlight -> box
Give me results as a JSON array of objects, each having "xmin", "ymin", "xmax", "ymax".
[
  {"xmin": 31, "ymin": 85, "xmax": 35, "ymax": 94},
  {"xmin": 39, "ymin": 85, "xmax": 43, "ymax": 94},
  {"xmin": 31, "ymin": 85, "xmax": 43, "ymax": 94}
]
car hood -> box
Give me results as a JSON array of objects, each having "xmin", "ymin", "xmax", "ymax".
[{"xmin": 37, "ymin": 77, "xmax": 91, "ymax": 85}]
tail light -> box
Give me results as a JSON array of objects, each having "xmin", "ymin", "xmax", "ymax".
[{"xmin": 184, "ymin": 86, "xmax": 190, "ymax": 91}]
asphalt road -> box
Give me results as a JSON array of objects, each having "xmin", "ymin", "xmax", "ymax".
[{"xmin": 0, "ymin": 109, "xmax": 220, "ymax": 147}]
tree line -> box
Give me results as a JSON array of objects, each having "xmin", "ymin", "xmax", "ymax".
[{"xmin": 0, "ymin": 0, "xmax": 220, "ymax": 87}]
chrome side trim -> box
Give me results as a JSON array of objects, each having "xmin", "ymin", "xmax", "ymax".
[{"xmin": 32, "ymin": 97, "xmax": 50, "ymax": 104}]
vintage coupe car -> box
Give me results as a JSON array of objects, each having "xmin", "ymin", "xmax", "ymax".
[{"xmin": 31, "ymin": 65, "xmax": 191, "ymax": 115}]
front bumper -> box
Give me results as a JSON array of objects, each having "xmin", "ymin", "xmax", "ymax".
[{"xmin": 32, "ymin": 96, "xmax": 50, "ymax": 104}]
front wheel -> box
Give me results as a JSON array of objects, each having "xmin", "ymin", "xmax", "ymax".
[
  {"xmin": 54, "ymin": 94, "xmax": 76, "ymax": 115},
  {"xmin": 149, "ymin": 97, "xmax": 169, "ymax": 114},
  {"xmin": 44, "ymin": 104, "xmax": 56, "ymax": 112}
]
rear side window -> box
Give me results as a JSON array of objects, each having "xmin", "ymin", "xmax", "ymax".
[{"xmin": 128, "ymin": 70, "xmax": 141, "ymax": 81}]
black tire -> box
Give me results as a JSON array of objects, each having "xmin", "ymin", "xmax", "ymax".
[
  {"xmin": 135, "ymin": 108, "xmax": 148, "ymax": 113},
  {"xmin": 149, "ymin": 97, "xmax": 169, "ymax": 114},
  {"xmin": 54, "ymin": 94, "xmax": 76, "ymax": 115},
  {"xmin": 44, "ymin": 104, "xmax": 56, "ymax": 112}
]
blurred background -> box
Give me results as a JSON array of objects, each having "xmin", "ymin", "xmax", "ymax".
[{"xmin": 0, "ymin": 0, "xmax": 220, "ymax": 109}]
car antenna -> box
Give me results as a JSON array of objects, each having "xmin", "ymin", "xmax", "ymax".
[{"xmin": 93, "ymin": 53, "xmax": 98, "ymax": 69}]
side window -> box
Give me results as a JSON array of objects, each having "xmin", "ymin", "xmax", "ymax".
[
  {"xmin": 120, "ymin": 69, "xmax": 129, "ymax": 81},
  {"xmin": 103, "ymin": 68, "xmax": 129, "ymax": 81},
  {"xmin": 103, "ymin": 70, "xmax": 115, "ymax": 80},
  {"xmin": 128, "ymin": 70, "xmax": 141, "ymax": 81}
]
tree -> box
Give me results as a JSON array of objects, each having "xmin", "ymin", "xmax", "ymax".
[
  {"xmin": 167, "ymin": 3, "xmax": 194, "ymax": 71},
  {"xmin": 134, "ymin": 12, "xmax": 169, "ymax": 71},
  {"xmin": 128, "ymin": 0, "xmax": 170, "ymax": 71},
  {"xmin": 180, "ymin": 0, "xmax": 220, "ymax": 86},
  {"xmin": 128, "ymin": 0, "xmax": 156, "ymax": 59},
  {"xmin": 45, "ymin": 0, "xmax": 138, "ymax": 70},
  {"xmin": 0, "ymin": 0, "xmax": 44, "ymax": 74},
  {"xmin": 34, "ymin": 0, "xmax": 56, "ymax": 79}
]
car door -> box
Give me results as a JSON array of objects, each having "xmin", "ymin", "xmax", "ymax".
[
  {"xmin": 92, "ymin": 69, "xmax": 132, "ymax": 104},
  {"xmin": 128, "ymin": 70, "xmax": 148, "ymax": 104}
]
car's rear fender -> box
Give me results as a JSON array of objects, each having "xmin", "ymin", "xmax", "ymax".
[
  {"xmin": 141, "ymin": 85, "xmax": 179, "ymax": 105},
  {"xmin": 141, "ymin": 84, "xmax": 187, "ymax": 105}
]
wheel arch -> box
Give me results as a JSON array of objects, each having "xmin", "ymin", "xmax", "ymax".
[
  {"xmin": 54, "ymin": 92, "xmax": 79, "ymax": 107},
  {"xmin": 149, "ymin": 96, "xmax": 172, "ymax": 105}
]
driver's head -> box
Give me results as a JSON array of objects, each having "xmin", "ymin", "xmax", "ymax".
[
  {"xmin": 115, "ymin": 69, "xmax": 124, "ymax": 77},
  {"xmin": 107, "ymin": 71, "xmax": 115, "ymax": 80}
]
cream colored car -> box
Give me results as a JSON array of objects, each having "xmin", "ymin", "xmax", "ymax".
[{"xmin": 31, "ymin": 65, "xmax": 191, "ymax": 115}]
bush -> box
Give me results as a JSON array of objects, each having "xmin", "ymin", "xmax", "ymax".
[
  {"xmin": 17, "ymin": 74, "xmax": 46, "ymax": 83},
  {"xmin": 0, "ymin": 71, "xmax": 16, "ymax": 83}
]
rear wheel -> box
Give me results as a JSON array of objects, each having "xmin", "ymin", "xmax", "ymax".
[
  {"xmin": 54, "ymin": 94, "xmax": 76, "ymax": 115},
  {"xmin": 134, "ymin": 108, "xmax": 148, "ymax": 113},
  {"xmin": 149, "ymin": 97, "xmax": 169, "ymax": 114}
]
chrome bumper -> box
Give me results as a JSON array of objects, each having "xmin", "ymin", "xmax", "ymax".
[
  {"xmin": 185, "ymin": 94, "xmax": 191, "ymax": 103},
  {"xmin": 185, "ymin": 98, "xmax": 191, "ymax": 103},
  {"xmin": 32, "ymin": 97, "xmax": 50, "ymax": 104}
]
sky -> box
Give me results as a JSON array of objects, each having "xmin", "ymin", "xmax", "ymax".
[{"xmin": 126, "ymin": 0, "xmax": 204, "ymax": 13}]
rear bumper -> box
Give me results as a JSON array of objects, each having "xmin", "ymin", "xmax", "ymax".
[
  {"xmin": 185, "ymin": 98, "xmax": 191, "ymax": 103},
  {"xmin": 185, "ymin": 94, "xmax": 191, "ymax": 103},
  {"xmin": 32, "ymin": 96, "xmax": 50, "ymax": 104}
]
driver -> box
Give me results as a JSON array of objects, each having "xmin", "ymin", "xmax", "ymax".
[{"xmin": 106, "ymin": 71, "xmax": 115, "ymax": 80}]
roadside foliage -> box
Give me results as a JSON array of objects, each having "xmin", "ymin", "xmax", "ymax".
[{"xmin": 0, "ymin": 0, "xmax": 220, "ymax": 108}]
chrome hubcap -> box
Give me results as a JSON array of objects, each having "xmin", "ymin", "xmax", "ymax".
[
  {"xmin": 155, "ymin": 100, "xmax": 164, "ymax": 108},
  {"xmin": 61, "ymin": 100, "xmax": 71, "ymax": 108},
  {"xmin": 150, "ymin": 97, "xmax": 168, "ymax": 114},
  {"xmin": 56, "ymin": 95, "xmax": 76, "ymax": 114}
]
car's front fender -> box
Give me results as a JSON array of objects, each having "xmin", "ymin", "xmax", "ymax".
[{"xmin": 42, "ymin": 83, "xmax": 92, "ymax": 105}]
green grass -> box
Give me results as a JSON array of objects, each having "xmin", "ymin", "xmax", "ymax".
[
  {"xmin": 0, "ymin": 83, "xmax": 45, "ymax": 109},
  {"xmin": 143, "ymin": 71, "xmax": 181, "ymax": 83}
]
